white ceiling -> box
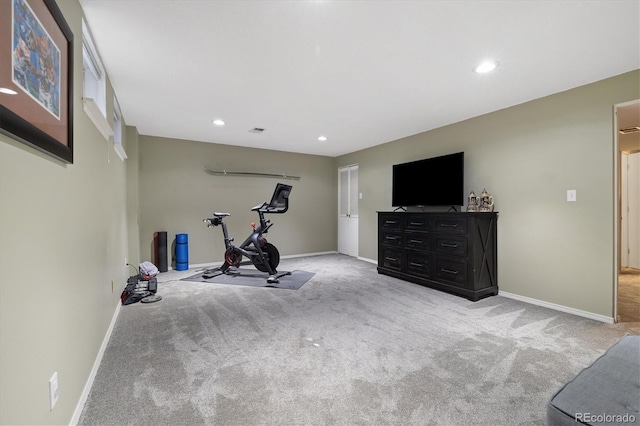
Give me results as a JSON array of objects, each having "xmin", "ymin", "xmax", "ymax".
[{"xmin": 80, "ymin": 0, "xmax": 640, "ymax": 157}]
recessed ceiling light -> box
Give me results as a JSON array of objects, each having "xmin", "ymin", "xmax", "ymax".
[
  {"xmin": 318, "ymin": 136, "xmax": 327, "ymax": 141},
  {"xmin": 474, "ymin": 61, "xmax": 498, "ymax": 74},
  {"xmin": 213, "ymin": 119, "xmax": 225, "ymax": 126},
  {"xmin": 0, "ymin": 87, "xmax": 18, "ymax": 95}
]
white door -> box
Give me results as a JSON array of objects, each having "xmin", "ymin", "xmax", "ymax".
[
  {"xmin": 338, "ymin": 165, "xmax": 358, "ymax": 257},
  {"xmin": 622, "ymin": 152, "xmax": 640, "ymax": 269}
]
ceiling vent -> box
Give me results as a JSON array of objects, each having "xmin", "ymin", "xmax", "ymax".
[
  {"xmin": 619, "ymin": 126, "xmax": 640, "ymax": 134},
  {"xmin": 248, "ymin": 127, "xmax": 265, "ymax": 134}
]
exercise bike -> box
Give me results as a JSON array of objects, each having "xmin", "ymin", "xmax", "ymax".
[{"xmin": 202, "ymin": 183, "xmax": 292, "ymax": 284}]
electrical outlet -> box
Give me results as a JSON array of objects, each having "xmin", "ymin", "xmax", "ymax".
[
  {"xmin": 124, "ymin": 257, "xmax": 128, "ymax": 267},
  {"xmin": 49, "ymin": 372, "xmax": 59, "ymax": 410}
]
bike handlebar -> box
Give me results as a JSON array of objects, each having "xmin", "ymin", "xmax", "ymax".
[
  {"xmin": 251, "ymin": 202, "xmax": 268, "ymax": 212},
  {"xmin": 203, "ymin": 217, "xmax": 222, "ymax": 227}
]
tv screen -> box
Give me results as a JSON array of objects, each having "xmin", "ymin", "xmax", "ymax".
[{"xmin": 392, "ymin": 152, "xmax": 464, "ymax": 207}]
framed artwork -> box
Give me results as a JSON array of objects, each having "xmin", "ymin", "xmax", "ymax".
[{"xmin": 0, "ymin": 0, "xmax": 74, "ymax": 163}]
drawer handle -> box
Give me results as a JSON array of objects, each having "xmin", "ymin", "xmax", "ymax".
[
  {"xmin": 385, "ymin": 236, "xmax": 399, "ymax": 241},
  {"xmin": 385, "ymin": 220, "xmax": 398, "ymax": 225},
  {"xmin": 409, "ymin": 222, "xmax": 423, "ymax": 226},
  {"xmin": 409, "ymin": 239, "xmax": 423, "ymax": 244},
  {"xmin": 440, "ymin": 243, "xmax": 458, "ymax": 248},
  {"xmin": 410, "ymin": 262, "xmax": 423, "ymax": 267},
  {"xmin": 441, "ymin": 268, "xmax": 459, "ymax": 275},
  {"xmin": 385, "ymin": 257, "xmax": 399, "ymax": 262},
  {"xmin": 441, "ymin": 223, "xmax": 458, "ymax": 228}
]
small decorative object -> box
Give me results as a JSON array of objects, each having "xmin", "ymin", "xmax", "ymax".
[
  {"xmin": 479, "ymin": 189, "xmax": 494, "ymax": 212},
  {"xmin": 467, "ymin": 191, "xmax": 479, "ymax": 212}
]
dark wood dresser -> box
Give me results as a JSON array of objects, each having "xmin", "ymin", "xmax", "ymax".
[{"xmin": 377, "ymin": 212, "xmax": 498, "ymax": 301}]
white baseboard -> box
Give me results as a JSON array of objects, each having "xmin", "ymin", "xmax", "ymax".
[
  {"xmin": 69, "ymin": 300, "xmax": 122, "ymax": 425},
  {"xmin": 351, "ymin": 259, "xmax": 613, "ymax": 322},
  {"xmin": 282, "ymin": 251, "xmax": 338, "ymax": 259},
  {"xmin": 498, "ymin": 290, "xmax": 614, "ymax": 324},
  {"xmin": 183, "ymin": 261, "xmax": 221, "ymax": 270},
  {"xmin": 185, "ymin": 252, "xmax": 339, "ymax": 270}
]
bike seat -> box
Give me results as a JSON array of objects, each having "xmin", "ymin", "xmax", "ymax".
[{"xmin": 213, "ymin": 212, "xmax": 230, "ymax": 217}]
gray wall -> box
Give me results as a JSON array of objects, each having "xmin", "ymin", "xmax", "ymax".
[
  {"xmin": 0, "ymin": 1, "xmax": 636, "ymax": 422},
  {"xmin": 126, "ymin": 126, "xmax": 141, "ymax": 267},
  {"xmin": 337, "ymin": 70, "xmax": 640, "ymax": 318},
  {"xmin": 137, "ymin": 136, "xmax": 337, "ymax": 266},
  {"xmin": 0, "ymin": 1, "xmax": 135, "ymax": 424}
]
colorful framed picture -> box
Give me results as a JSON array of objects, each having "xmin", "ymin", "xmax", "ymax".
[{"xmin": 0, "ymin": 0, "xmax": 73, "ymax": 163}]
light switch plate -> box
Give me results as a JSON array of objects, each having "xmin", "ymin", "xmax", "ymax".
[{"xmin": 567, "ymin": 190, "xmax": 577, "ymax": 202}]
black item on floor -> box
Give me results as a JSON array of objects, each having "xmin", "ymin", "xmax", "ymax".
[
  {"xmin": 121, "ymin": 275, "xmax": 158, "ymax": 305},
  {"xmin": 147, "ymin": 277, "xmax": 157, "ymax": 293},
  {"xmin": 121, "ymin": 288, "xmax": 150, "ymax": 305},
  {"xmin": 155, "ymin": 231, "xmax": 168, "ymax": 272},
  {"xmin": 181, "ymin": 269, "xmax": 315, "ymax": 290}
]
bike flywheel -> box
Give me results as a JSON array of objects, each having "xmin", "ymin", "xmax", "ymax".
[{"xmin": 224, "ymin": 247, "xmax": 242, "ymax": 266}]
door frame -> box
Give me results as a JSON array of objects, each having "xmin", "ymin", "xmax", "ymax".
[
  {"xmin": 613, "ymin": 98, "xmax": 640, "ymax": 322},
  {"xmin": 338, "ymin": 164, "xmax": 359, "ymax": 256}
]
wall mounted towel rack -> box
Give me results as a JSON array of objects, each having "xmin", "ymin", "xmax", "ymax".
[{"xmin": 204, "ymin": 167, "xmax": 300, "ymax": 180}]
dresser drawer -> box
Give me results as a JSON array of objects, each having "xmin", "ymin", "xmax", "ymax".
[
  {"xmin": 407, "ymin": 251, "xmax": 431, "ymax": 278},
  {"xmin": 381, "ymin": 230, "xmax": 403, "ymax": 246},
  {"xmin": 434, "ymin": 235, "xmax": 467, "ymax": 256},
  {"xmin": 434, "ymin": 216, "xmax": 467, "ymax": 235},
  {"xmin": 435, "ymin": 256, "xmax": 467, "ymax": 287},
  {"xmin": 405, "ymin": 231, "xmax": 431, "ymax": 252},
  {"xmin": 406, "ymin": 214, "xmax": 431, "ymax": 231},
  {"xmin": 380, "ymin": 214, "xmax": 403, "ymax": 230},
  {"xmin": 381, "ymin": 248, "xmax": 403, "ymax": 271}
]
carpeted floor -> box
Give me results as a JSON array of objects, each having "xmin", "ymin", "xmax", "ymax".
[
  {"xmin": 79, "ymin": 254, "xmax": 639, "ymax": 426},
  {"xmin": 619, "ymin": 267, "xmax": 640, "ymax": 323}
]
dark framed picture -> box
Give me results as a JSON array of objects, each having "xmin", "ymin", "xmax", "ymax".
[{"xmin": 0, "ymin": 0, "xmax": 73, "ymax": 163}]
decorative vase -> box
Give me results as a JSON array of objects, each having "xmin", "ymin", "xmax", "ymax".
[
  {"xmin": 467, "ymin": 191, "xmax": 479, "ymax": 212},
  {"xmin": 479, "ymin": 189, "xmax": 494, "ymax": 212}
]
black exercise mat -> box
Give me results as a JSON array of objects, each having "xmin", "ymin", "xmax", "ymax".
[{"xmin": 181, "ymin": 269, "xmax": 315, "ymax": 290}]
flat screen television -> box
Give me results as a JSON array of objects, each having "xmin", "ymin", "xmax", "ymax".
[{"xmin": 392, "ymin": 152, "xmax": 464, "ymax": 207}]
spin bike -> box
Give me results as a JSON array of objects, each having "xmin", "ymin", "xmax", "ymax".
[{"xmin": 202, "ymin": 183, "xmax": 292, "ymax": 284}]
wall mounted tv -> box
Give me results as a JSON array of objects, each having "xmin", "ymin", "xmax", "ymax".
[{"xmin": 392, "ymin": 152, "xmax": 464, "ymax": 207}]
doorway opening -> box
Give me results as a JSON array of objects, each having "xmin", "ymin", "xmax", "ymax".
[
  {"xmin": 615, "ymin": 99, "xmax": 640, "ymax": 323},
  {"xmin": 338, "ymin": 164, "xmax": 359, "ymax": 257}
]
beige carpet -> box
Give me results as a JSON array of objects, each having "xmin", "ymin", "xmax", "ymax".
[
  {"xmin": 79, "ymin": 254, "xmax": 639, "ymax": 426},
  {"xmin": 619, "ymin": 267, "xmax": 640, "ymax": 323}
]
